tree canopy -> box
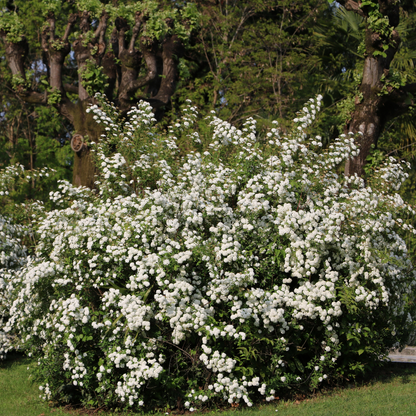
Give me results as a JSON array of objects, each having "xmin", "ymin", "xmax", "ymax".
[
  {"xmin": 1, "ymin": 0, "xmax": 416, "ymax": 188},
  {"xmin": 1, "ymin": 0, "xmax": 200, "ymax": 187}
]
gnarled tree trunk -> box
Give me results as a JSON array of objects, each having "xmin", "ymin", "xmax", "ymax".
[{"xmin": 1, "ymin": 6, "xmax": 188, "ymax": 188}]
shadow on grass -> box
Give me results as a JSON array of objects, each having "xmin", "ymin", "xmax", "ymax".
[
  {"xmin": 363, "ymin": 362, "xmax": 416, "ymax": 385},
  {"xmin": 252, "ymin": 361, "xmax": 416, "ymax": 410},
  {"xmin": 0, "ymin": 351, "xmax": 31, "ymax": 370}
]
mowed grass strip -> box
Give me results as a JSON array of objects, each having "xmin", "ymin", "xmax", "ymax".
[
  {"xmin": 2, "ymin": 356, "xmax": 416, "ymax": 416},
  {"xmin": 242, "ymin": 363, "xmax": 416, "ymax": 416},
  {"xmin": 0, "ymin": 353, "xmax": 67, "ymax": 416}
]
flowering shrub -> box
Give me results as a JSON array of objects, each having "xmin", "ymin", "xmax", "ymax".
[
  {"xmin": 0, "ymin": 216, "xmax": 26, "ymax": 359},
  {"xmin": 1, "ymin": 95, "xmax": 416, "ymax": 410},
  {"xmin": 0, "ymin": 166, "xmax": 30, "ymax": 359}
]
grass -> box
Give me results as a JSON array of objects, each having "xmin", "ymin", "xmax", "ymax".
[
  {"xmin": 0, "ymin": 353, "xmax": 68, "ymax": 416},
  {"xmin": 2, "ymin": 354, "xmax": 416, "ymax": 416}
]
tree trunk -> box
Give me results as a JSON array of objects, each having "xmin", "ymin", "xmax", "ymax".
[
  {"xmin": 344, "ymin": 56, "xmax": 384, "ymax": 177},
  {"xmin": 73, "ymin": 146, "xmax": 96, "ymax": 188},
  {"xmin": 68, "ymin": 101, "xmax": 102, "ymax": 188},
  {"xmin": 339, "ymin": 0, "xmax": 416, "ymax": 177}
]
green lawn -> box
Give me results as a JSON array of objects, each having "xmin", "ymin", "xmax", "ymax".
[
  {"xmin": 2, "ymin": 354, "xmax": 416, "ymax": 416},
  {"xmin": 0, "ymin": 354, "xmax": 68, "ymax": 416}
]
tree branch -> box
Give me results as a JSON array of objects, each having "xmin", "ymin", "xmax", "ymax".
[
  {"xmin": 46, "ymin": 12, "xmax": 56, "ymax": 42},
  {"xmin": 0, "ymin": 33, "xmax": 28, "ymax": 80},
  {"xmin": 92, "ymin": 11, "xmax": 109, "ymax": 59},
  {"xmin": 124, "ymin": 30, "xmax": 158, "ymax": 97},
  {"xmin": 41, "ymin": 12, "xmax": 73, "ymax": 95},
  {"xmin": 80, "ymin": 11, "xmax": 90, "ymax": 33},
  {"xmin": 337, "ymin": 0, "xmax": 366, "ymax": 17},
  {"xmin": 41, "ymin": 25, "xmax": 49, "ymax": 53},
  {"xmin": 64, "ymin": 83, "xmax": 79, "ymax": 94},
  {"xmin": 73, "ymin": 12, "xmax": 94, "ymax": 101},
  {"xmin": 150, "ymin": 28, "xmax": 184, "ymax": 109},
  {"xmin": 129, "ymin": 12, "xmax": 142, "ymax": 53},
  {"xmin": 110, "ymin": 26, "xmax": 118, "ymax": 57},
  {"xmin": 116, "ymin": 16, "xmax": 143, "ymax": 110},
  {"xmin": 18, "ymin": 91, "xmax": 48, "ymax": 104},
  {"xmin": 63, "ymin": 13, "xmax": 78, "ymax": 43},
  {"xmin": 115, "ymin": 17, "xmax": 128, "ymax": 54},
  {"xmin": 100, "ymin": 27, "xmax": 119, "ymax": 98}
]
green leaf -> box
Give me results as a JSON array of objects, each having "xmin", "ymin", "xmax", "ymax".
[{"xmin": 294, "ymin": 357, "xmax": 305, "ymax": 373}]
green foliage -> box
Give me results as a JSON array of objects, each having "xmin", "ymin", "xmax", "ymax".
[
  {"xmin": 363, "ymin": 144, "xmax": 385, "ymax": 176},
  {"xmin": 356, "ymin": 1, "xmax": 396, "ymax": 59},
  {"xmin": 99, "ymin": 0, "xmax": 199, "ymax": 43},
  {"xmin": 311, "ymin": 5, "xmax": 368, "ymax": 139},
  {"xmin": 40, "ymin": 0, "xmax": 63, "ymax": 14},
  {"xmin": 0, "ymin": 66, "xmax": 73, "ymax": 217},
  {"xmin": 361, "ymin": 1, "xmax": 393, "ymax": 44},
  {"xmin": 80, "ymin": 30, "xmax": 95, "ymax": 47},
  {"xmin": 76, "ymin": 0, "xmax": 104, "ymax": 18},
  {"xmin": 0, "ymin": 11, "xmax": 24, "ymax": 43},
  {"xmin": 50, "ymin": 39, "xmax": 66, "ymax": 51},
  {"xmin": 379, "ymin": 70, "xmax": 408, "ymax": 95},
  {"xmin": 172, "ymin": 0, "xmax": 329, "ymax": 133},
  {"xmin": 335, "ymin": 93, "xmax": 361, "ymax": 131},
  {"xmin": 174, "ymin": 2, "xmax": 200, "ymax": 42},
  {"xmin": 1, "ymin": 0, "xmax": 74, "ymax": 48},
  {"xmin": 46, "ymin": 87, "xmax": 62, "ymax": 106},
  {"xmin": 177, "ymin": 58, "xmax": 191, "ymax": 81},
  {"xmin": 180, "ymin": 2, "xmax": 199, "ymax": 30},
  {"xmin": 80, "ymin": 59, "xmax": 109, "ymax": 97},
  {"xmin": 11, "ymin": 75, "xmax": 29, "ymax": 91}
]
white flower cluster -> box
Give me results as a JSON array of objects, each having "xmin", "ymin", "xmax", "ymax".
[
  {"xmin": 0, "ymin": 215, "xmax": 27, "ymax": 271},
  {"xmin": 86, "ymin": 93, "xmax": 119, "ymax": 135},
  {"xmin": 0, "ymin": 223, "xmax": 26, "ymax": 358},
  {"xmin": 0, "ymin": 164, "xmax": 52, "ymax": 197},
  {"xmin": 0, "ymin": 165, "xmax": 31, "ymax": 358},
  {"xmin": 1, "ymin": 96, "xmax": 415, "ymax": 410}
]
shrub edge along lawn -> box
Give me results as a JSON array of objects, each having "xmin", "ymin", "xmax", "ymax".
[{"xmin": 2, "ymin": 354, "xmax": 416, "ymax": 416}]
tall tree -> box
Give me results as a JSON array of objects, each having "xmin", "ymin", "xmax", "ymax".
[
  {"xmin": 3, "ymin": 0, "xmax": 416, "ymax": 185},
  {"xmin": 0, "ymin": 0, "xmax": 198, "ymax": 187},
  {"xmin": 175, "ymin": 0, "xmax": 329, "ymax": 132},
  {"xmin": 334, "ymin": 0, "xmax": 416, "ymax": 176}
]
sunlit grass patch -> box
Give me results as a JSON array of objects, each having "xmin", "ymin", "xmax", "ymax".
[
  {"xmin": 2, "ymin": 356, "xmax": 416, "ymax": 416},
  {"xmin": 0, "ymin": 353, "xmax": 68, "ymax": 416}
]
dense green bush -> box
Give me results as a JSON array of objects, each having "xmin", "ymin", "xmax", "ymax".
[{"xmin": 1, "ymin": 96, "xmax": 415, "ymax": 410}]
